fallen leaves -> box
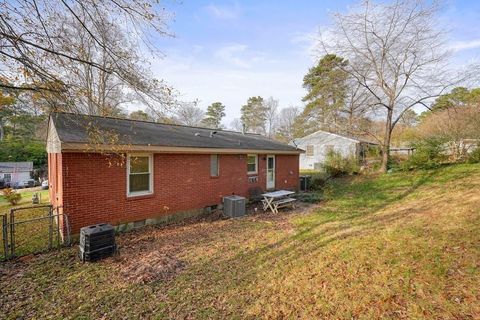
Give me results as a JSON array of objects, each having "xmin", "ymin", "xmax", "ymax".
[
  {"xmin": 116, "ymin": 251, "xmax": 186, "ymax": 284},
  {"xmin": 1, "ymin": 164, "xmax": 480, "ymax": 319}
]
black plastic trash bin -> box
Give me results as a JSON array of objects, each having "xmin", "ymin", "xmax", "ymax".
[{"xmin": 79, "ymin": 223, "xmax": 116, "ymax": 262}]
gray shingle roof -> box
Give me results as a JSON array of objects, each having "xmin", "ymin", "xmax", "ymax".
[
  {"xmin": 51, "ymin": 113, "xmax": 301, "ymax": 152},
  {"xmin": 0, "ymin": 162, "xmax": 33, "ymax": 172},
  {"xmin": 294, "ymin": 129, "xmax": 379, "ymax": 145}
]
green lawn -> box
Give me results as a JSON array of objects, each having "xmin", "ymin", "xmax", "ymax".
[
  {"xmin": 0, "ymin": 189, "xmax": 50, "ymax": 212},
  {"xmin": 1, "ymin": 189, "xmax": 53, "ymax": 260},
  {"xmin": 1, "ymin": 164, "xmax": 479, "ymax": 319}
]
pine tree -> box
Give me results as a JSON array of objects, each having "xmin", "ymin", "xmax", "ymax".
[
  {"xmin": 129, "ymin": 110, "xmax": 153, "ymax": 121},
  {"xmin": 202, "ymin": 102, "xmax": 226, "ymax": 128},
  {"xmin": 430, "ymin": 87, "xmax": 480, "ymax": 111},
  {"xmin": 301, "ymin": 54, "xmax": 348, "ymax": 133},
  {"xmin": 240, "ymin": 96, "xmax": 267, "ymax": 134}
]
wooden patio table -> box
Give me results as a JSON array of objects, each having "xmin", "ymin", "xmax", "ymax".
[{"xmin": 261, "ymin": 190, "xmax": 296, "ymax": 214}]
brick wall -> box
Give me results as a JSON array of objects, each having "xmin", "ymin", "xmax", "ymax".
[{"xmin": 53, "ymin": 152, "xmax": 299, "ymax": 234}]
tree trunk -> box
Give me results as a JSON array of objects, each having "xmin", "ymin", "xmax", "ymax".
[{"xmin": 380, "ymin": 108, "xmax": 394, "ymax": 173}]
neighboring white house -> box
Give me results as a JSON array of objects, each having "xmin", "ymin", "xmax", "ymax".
[
  {"xmin": 0, "ymin": 162, "xmax": 33, "ymax": 186},
  {"xmin": 291, "ymin": 130, "xmax": 378, "ymax": 170}
]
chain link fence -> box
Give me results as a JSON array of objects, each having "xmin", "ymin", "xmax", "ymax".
[{"xmin": 1, "ymin": 205, "xmax": 70, "ymax": 261}]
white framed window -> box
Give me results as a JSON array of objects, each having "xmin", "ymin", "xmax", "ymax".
[
  {"xmin": 127, "ymin": 154, "xmax": 153, "ymax": 197},
  {"xmin": 210, "ymin": 154, "xmax": 219, "ymax": 177},
  {"xmin": 247, "ymin": 154, "xmax": 258, "ymax": 174},
  {"xmin": 306, "ymin": 145, "xmax": 314, "ymax": 157},
  {"xmin": 3, "ymin": 173, "xmax": 11, "ymax": 182}
]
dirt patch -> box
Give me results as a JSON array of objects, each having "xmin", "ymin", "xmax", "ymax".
[
  {"xmin": 116, "ymin": 250, "xmax": 186, "ymax": 284},
  {"xmin": 246, "ymin": 201, "xmax": 319, "ymax": 232},
  {"xmin": 106, "ymin": 205, "xmax": 315, "ymax": 283},
  {"xmin": 246, "ymin": 199, "xmax": 318, "ymax": 216},
  {"xmin": 107, "ymin": 215, "xmax": 224, "ymax": 284}
]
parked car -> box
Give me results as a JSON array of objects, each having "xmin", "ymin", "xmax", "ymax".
[
  {"xmin": 41, "ymin": 180, "xmax": 49, "ymax": 190},
  {"xmin": 15, "ymin": 181, "xmax": 26, "ymax": 189},
  {"xmin": 25, "ymin": 179, "xmax": 36, "ymax": 188},
  {"xmin": 14, "ymin": 179, "xmax": 36, "ymax": 189}
]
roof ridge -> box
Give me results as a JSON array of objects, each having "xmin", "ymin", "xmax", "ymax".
[
  {"xmin": 300, "ymin": 129, "xmax": 376, "ymax": 143},
  {"xmin": 51, "ymin": 112, "xmax": 301, "ymax": 151},
  {"xmin": 51, "ymin": 111, "xmax": 262, "ymax": 137}
]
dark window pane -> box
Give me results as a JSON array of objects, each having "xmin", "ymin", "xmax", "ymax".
[
  {"xmin": 129, "ymin": 173, "xmax": 150, "ymax": 193},
  {"xmin": 130, "ymin": 156, "xmax": 149, "ymax": 173},
  {"xmin": 268, "ymin": 157, "xmax": 274, "ymax": 169},
  {"xmin": 247, "ymin": 155, "xmax": 257, "ymax": 172}
]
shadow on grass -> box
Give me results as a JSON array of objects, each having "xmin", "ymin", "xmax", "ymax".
[
  {"xmin": 163, "ymin": 169, "xmax": 442, "ymax": 316},
  {"xmin": 291, "ymin": 169, "xmax": 437, "ymax": 238}
]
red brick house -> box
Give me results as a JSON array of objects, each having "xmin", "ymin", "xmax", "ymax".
[{"xmin": 47, "ymin": 113, "xmax": 302, "ymax": 234}]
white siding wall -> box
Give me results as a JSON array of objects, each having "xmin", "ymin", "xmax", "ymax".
[
  {"xmin": 0, "ymin": 171, "xmax": 31, "ymax": 184},
  {"xmin": 294, "ymin": 131, "xmax": 359, "ymax": 170},
  {"xmin": 13, "ymin": 171, "xmax": 31, "ymax": 183},
  {"xmin": 46, "ymin": 117, "xmax": 61, "ymax": 153}
]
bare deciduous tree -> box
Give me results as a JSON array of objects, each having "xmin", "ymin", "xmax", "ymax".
[
  {"xmin": 0, "ymin": 0, "xmax": 174, "ymax": 115},
  {"xmin": 318, "ymin": 0, "xmax": 477, "ymax": 172},
  {"xmin": 59, "ymin": 10, "xmax": 133, "ymax": 116},
  {"xmin": 275, "ymin": 106, "xmax": 301, "ymax": 143},
  {"xmin": 229, "ymin": 118, "xmax": 243, "ymax": 132},
  {"xmin": 341, "ymin": 81, "xmax": 375, "ymax": 131},
  {"xmin": 264, "ymin": 97, "xmax": 279, "ymax": 138},
  {"xmin": 416, "ymin": 104, "xmax": 480, "ymax": 161},
  {"xmin": 173, "ymin": 101, "xmax": 205, "ymax": 127}
]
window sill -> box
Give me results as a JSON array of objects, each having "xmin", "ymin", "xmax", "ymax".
[
  {"xmin": 126, "ymin": 193, "xmax": 155, "ymax": 201},
  {"xmin": 247, "ymin": 172, "xmax": 258, "ymax": 176}
]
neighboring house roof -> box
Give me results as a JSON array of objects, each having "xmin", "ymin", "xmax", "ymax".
[
  {"xmin": 48, "ymin": 112, "xmax": 302, "ymax": 154},
  {"xmin": 0, "ymin": 162, "xmax": 33, "ymax": 172},
  {"xmin": 292, "ymin": 129, "xmax": 379, "ymax": 145}
]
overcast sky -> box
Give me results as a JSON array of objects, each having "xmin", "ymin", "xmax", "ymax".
[{"xmin": 146, "ymin": 0, "xmax": 480, "ymax": 127}]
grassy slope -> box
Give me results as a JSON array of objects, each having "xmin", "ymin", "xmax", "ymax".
[{"xmin": 1, "ymin": 164, "xmax": 479, "ymax": 319}]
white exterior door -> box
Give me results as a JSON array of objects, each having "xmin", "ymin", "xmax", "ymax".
[{"xmin": 266, "ymin": 155, "xmax": 275, "ymax": 190}]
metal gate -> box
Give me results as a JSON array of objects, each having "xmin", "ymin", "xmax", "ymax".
[{"xmin": 1, "ymin": 205, "xmax": 70, "ymax": 261}]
